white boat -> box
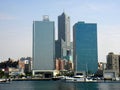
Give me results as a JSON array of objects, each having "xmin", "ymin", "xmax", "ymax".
[
  {"xmin": 65, "ymin": 76, "xmax": 75, "ymax": 82},
  {"xmin": 65, "ymin": 75, "xmax": 85, "ymax": 82},
  {"xmin": 65, "ymin": 75, "xmax": 94, "ymax": 82},
  {"xmin": 74, "ymin": 75, "xmax": 85, "ymax": 82},
  {"xmin": 52, "ymin": 76, "xmax": 65, "ymax": 81},
  {"xmin": 0, "ymin": 78, "xmax": 11, "ymax": 83},
  {"xmin": 86, "ymin": 77, "xmax": 93, "ymax": 82},
  {"xmin": 0, "ymin": 79, "xmax": 6, "ymax": 82}
]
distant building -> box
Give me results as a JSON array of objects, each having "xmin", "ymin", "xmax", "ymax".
[
  {"xmin": 58, "ymin": 12, "xmax": 70, "ymax": 47},
  {"xmin": 55, "ymin": 58, "xmax": 73, "ymax": 71},
  {"xmin": 106, "ymin": 52, "xmax": 120, "ymax": 76},
  {"xmin": 19, "ymin": 57, "xmax": 32, "ymax": 74},
  {"xmin": 8, "ymin": 67, "xmax": 21, "ymax": 76},
  {"xmin": 65, "ymin": 60, "xmax": 73, "ymax": 71},
  {"xmin": 19, "ymin": 60, "xmax": 25, "ymax": 73},
  {"xmin": 55, "ymin": 58, "xmax": 65, "ymax": 71},
  {"xmin": 55, "ymin": 12, "xmax": 72, "ymax": 61},
  {"xmin": 32, "ymin": 16, "xmax": 56, "ymax": 78},
  {"xmin": 73, "ymin": 21, "xmax": 98, "ymax": 73},
  {"xmin": 98, "ymin": 62, "xmax": 107, "ymax": 70},
  {"xmin": 103, "ymin": 70, "xmax": 117, "ymax": 80}
]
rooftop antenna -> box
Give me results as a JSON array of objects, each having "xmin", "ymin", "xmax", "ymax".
[{"xmin": 63, "ymin": 9, "xmax": 65, "ymax": 12}]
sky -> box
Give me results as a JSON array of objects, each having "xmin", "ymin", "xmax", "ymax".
[{"xmin": 0, "ymin": 0, "xmax": 120, "ymax": 62}]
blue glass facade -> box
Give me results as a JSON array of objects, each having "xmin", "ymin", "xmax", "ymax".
[{"xmin": 73, "ymin": 22, "xmax": 98, "ymax": 73}]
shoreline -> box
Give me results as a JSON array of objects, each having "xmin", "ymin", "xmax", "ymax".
[
  {"xmin": 12, "ymin": 78, "xmax": 52, "ymax": 81},
  {"xmin": 11, "ymin": 78, "xmax": 120, "ymax": 83}
]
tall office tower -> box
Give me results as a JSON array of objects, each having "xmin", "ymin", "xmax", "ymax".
[
  {"xmin": 32, "ymin": 16, "xmax": 55, "ymax": 77},
  {"xmin": 58, "ymin": 12, "xmax": 70, "ymax": 46},
  {"xmin": 73, "ymin": 22, "xmax": 98, "ymax": 74},
  {"xmin": 56, "ymin": 12, "xmax": 72, "ymax": 60}
]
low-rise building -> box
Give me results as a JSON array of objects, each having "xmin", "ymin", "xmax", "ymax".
[
  {"xmin": 32, "ymin": 70, "xmax": 59, "ymax": 78},
  {"xmin": 98, "ymin": 62, "xmax": 107, "ymax": 70},
  {"xmin": 103, "ymin": 70, "xmax": 117, "ymax": 80},
  {"xmin": 55, "ymin": 58, "xmax": 73, "ymax": 71}
]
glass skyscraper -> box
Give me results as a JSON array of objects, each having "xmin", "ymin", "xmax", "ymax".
[
  {"xmin": 33, "ymin": 16, "xmax": 55, "ymax": 71},
  {"xmin": 58, "ymin": 12, "xmax": 70, "ymax": 46},
  {"xmin": 55, "ymin": 12, "xmax": 71, "ymax": 59},
  {"xmin": 73, "ymin": 22, "xmax": 98, "ymax": 73}
]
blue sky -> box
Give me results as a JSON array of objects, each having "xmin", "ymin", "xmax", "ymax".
[{"xmin": 0, "ymin": 0, "xmax": 120, "ymax": 62}]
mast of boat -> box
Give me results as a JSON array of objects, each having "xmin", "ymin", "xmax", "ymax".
[
  {"xmin": 74, "ymin": 55, "xmax": 77, "ymax": 75},
  {"xmin": 86, "ymin": 63, "xmax": 88, "ymax": 77}
]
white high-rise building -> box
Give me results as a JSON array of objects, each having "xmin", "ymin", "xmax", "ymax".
[{"xmin": 32, "ymin": 16, "xmax": 56, "ymax": 78}]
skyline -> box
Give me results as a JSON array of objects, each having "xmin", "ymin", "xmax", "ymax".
[{"xmin": 0, "ymin": 0, "xmax": 120, "ymax": 62}]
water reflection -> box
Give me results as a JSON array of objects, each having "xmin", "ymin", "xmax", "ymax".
[
  {"xmin": 98, "ymin": 82, "xmax": 120, "ymax": 90},
  {"xmin": 75, "ymin": 82, "xmax": 99, "ymax": 90},
  {"xmin": 1, "ymin": 81, "xmax": 120, "ymax": 90},
  {"xmin": 56, "ymin": 81, "xmax": 99, "ymax": 90},
  {"xmin": 56, "ymin": 81, "xmax": 76, "ymax": 90}
]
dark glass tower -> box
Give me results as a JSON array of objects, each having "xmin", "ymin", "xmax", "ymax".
[
  {"xmin": 56, "ymin": 12, "xmax": 71, "ymax": 59},
  {"xmin": 58, "ymin": 12, "xmax": 70, "ymax": 46},
  {"xmin": 73, "ymin": 22, "xmax": 98, "ymax": 73}
]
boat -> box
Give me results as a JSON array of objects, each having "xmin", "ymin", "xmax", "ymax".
[
  {"xmin": 0, "ymin": 78, "xmax": 11, "ymax": 84},
  {"xmin": 0, "ymin": 79, "xmax": 6, "ymax": 82},
  {"xmin": 65, "ymin": 76, "xmax": 75, "ymax": 82},
  {"xmin": 52, "ymin": 77, "xmax": 61, "ymax": 81},
  {"xmin": 65, "ymin": 74, "xmax": 85, "ymax": 82},
  {"xmin": 65, "ymin": 72, "xmax": 94, "ymax": 82},
  {"xmin": 52, "ymin": 76, "xmax": 65, "ymax": 81},
  {"xmin": 73, "ymin": 75, "xmax": 85, "ymax": 82}
]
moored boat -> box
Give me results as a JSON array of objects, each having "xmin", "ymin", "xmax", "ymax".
[
  {"xmin": 65, "ymin": 74, "xmax": 93, "ymax": 82},
  {"xmin": 52, "ymin": 76, "xmax": 66, "ymax": 81},
  {"xmin": 0, "ymin": 78, "xmax": 11, "ymax": 83}
]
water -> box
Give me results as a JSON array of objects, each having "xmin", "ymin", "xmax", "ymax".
[{"xmin": 0, "ymin": 81, "xmax": 120, "ymax": 90}]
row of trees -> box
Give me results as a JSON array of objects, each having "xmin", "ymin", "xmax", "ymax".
[{"xmin": 0, "ymin": 58, "xmax": 18, "ymax": 68}]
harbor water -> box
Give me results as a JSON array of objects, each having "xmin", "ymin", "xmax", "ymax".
[{"xmin": 0, "ymin": 81, "xmax": 120, "ymax": 90}]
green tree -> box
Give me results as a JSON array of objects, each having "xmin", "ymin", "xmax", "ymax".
[{"xmin": 0, "ymin": 70, "xmax": 4, "ymax": 78}]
